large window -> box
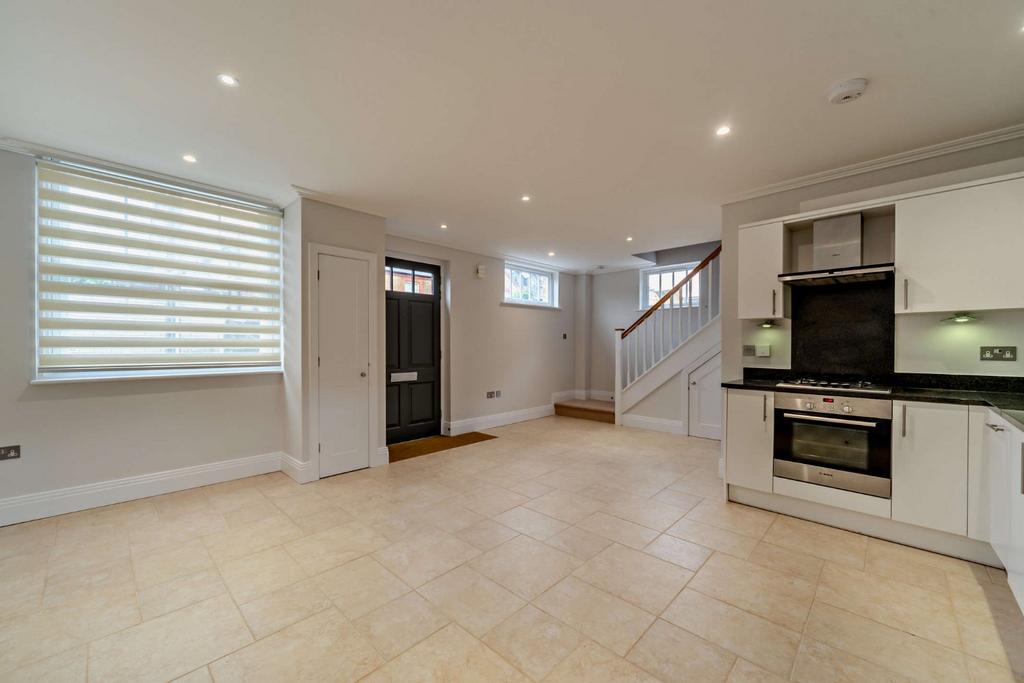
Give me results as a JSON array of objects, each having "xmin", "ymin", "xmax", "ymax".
[
  {"xmin": 640, "ymin": 263, "xmax": 700, "ymax": 309},
  {"xmin": 35, "ymin": 161, "xmax": 283, "ymax": 379},
  {"xmin": 504, "ymin": 263, "xmax": 555, "ymax": 307}
]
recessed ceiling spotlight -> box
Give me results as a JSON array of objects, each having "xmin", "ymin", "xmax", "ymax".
[
  {"xmin": 181, "ymin": 154, "xmax": 197, "ymax": 163},
  {"xmin": 547, "ymin": 251, "xmax": 555, "ymax": 257},
  {"xmin": 521, "ymin": 195, "xmax": 531, "ymax": 202},
  {"xmin": 217, "ymin": 73, "xmax": 239, "ymax": 87},
  {"xmin": 626, "ymin": 236, "xmax": 634, "ymax": 242},
  {"xmin": 440, "ymin": 224, "xmax": 448, "ymax": 229},
  {"xmin": 715, "ymin": 125, "xmax": 731, "ymax": 136}
]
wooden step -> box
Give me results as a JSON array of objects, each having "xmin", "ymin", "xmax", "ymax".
[{"xmin": 554, "ymin": 399, "xmax": 615, "ymax": 424}]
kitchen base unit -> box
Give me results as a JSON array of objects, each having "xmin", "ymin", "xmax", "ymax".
[{"xmin": 729, "ymin": 484, "xmax": 1001, "ymax": 567}]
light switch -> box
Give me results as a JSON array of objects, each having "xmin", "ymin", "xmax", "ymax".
[{"xmin": 755, "ymin": 345, "xmax": 771, "ymax": 357}]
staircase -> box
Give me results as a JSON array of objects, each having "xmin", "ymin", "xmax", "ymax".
[
  {"xmin": 553, "ymin": 399, "xmax": 615, "ymax": 423},
  {"xmin": 614, "ymin": 246, "xmax": 721, "ymax": 425}
]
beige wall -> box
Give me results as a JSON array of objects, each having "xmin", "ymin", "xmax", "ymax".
[
  {"xmin": 722, "ymin": 139, "xmax": 1024, "ymax": 381},
  {"xmin": 0, "ymin": 149, "xmax": 285, "ymax": 499},
  {"xmin": 385, "ymin": 236, "xmax": 575, "ymax": 424},
  {"xmin": 896, "ymin": 310, "xmax": 1024, "ymax": 376},
  {"xmin": 628, "ymin": 374, "xmax": 682, "ymax": 420},
  {"xmin": 590, "ymin": 269, "xmax": 641, "ymax": 394}
]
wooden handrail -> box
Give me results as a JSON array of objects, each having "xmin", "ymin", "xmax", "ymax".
[{"xmin": 621, "ymin": 245, "xmax": 721, "ymax": 338}]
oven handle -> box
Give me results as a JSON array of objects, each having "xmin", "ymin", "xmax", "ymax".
[{"xmin": 781, "ymin": 412, "xmax": 879, "ymax": 428}]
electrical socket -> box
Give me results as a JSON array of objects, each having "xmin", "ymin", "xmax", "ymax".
[
  {"xmin": 0, "ymin": 445, "xmax": 21, "ymax": 461},
  {"xmin": 486, "ymin": 391, "xmax": 495, "ymax": 399},
  {"xmin": 981, "ymin": 346, "xmax": 1017, "ymax": 361},
  {"xmin": 495, "ymin": 390, "xmax": 502, "ymax": 398}
]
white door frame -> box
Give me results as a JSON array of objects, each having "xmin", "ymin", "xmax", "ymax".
[
  {"xmin": 308, "ymin": 243, "xmax": 380, "ymax": 479},
  {"xmin": 385, "ymin": 249, "xmax": 451, "ymax": 436}
]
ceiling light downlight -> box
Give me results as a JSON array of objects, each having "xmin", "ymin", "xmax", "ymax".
[
  {"xmin": 942, "ymin": 312, "xmax": 976, "ymax": 324},
  {"xmin": 521, "ymin": 195, "xmax": 531, "ymax": 202},
  {"xmin": 547, "ymin": 251, "xmax": 556, "ymax": 257},
  {"xmin": 715, "ymin": 125, "xmax": 731, "ymax": 136},
  {"xmin": 440, "ymin": 224, "xmax": 448, "ymax": 229},
  {"xmin": 181, "ymin": 154, "xmax": 197, "ymax": 163},
  {"xmin": 626, "ymin": 236, "xmax": 633, "ymax": 242},
  {"xmin": 828, "ymin": 78, "xmax": 868, "ymax": 104},
  {"xmin": 217, "ymin": 73, "xmax": 239, "ymax": 87}
]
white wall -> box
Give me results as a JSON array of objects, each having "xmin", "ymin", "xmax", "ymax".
[
  {"xmin": 0, "ymin": 149, "xmax": 285, "ymax": 500},
  {"xmin": 590, "ymin": 269, "xmax": 641, "ymax": 395},
  {"xmin": 385, "ymin": 236, "xmax": 575, "ymax": 425},
  {"xmin": 721, "ymin": 140, "xmax": 1024, "ymax": 381}
]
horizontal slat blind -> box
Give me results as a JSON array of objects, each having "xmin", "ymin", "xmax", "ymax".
[{"xmin": 36, "ymin": 162, "xmax": 282, "ymax": 373}]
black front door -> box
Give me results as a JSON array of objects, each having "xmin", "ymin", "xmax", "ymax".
[{"xmin": 385, "ymin": 258, "xmax": 442, "ymax": 444}]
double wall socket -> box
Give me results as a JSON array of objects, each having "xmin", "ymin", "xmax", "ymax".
[
  {"xmin": 486, "ymin": 390, "xmax": 502, "ymax": 399},
  {"xmin": 0, "ymin": 445, "xmax": 20, "ymax": 461},
  {"xmin": 981, "ymin": 346, "xmax": 1017, "ymax": 361}
]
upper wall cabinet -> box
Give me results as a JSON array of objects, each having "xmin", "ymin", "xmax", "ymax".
[
  {"xmin": 738, "ymin": 222, "xmax": 785, "ymax": 319},
  {"xmin": 895, "ymin": 177, "xmax": 1024, "ymax": 314}
]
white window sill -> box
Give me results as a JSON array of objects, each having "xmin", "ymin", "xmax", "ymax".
[
  {"xmin": 31, "ymin": 366, "xmax": 283, "ymax": 385},
  {"xmin": 500, "ymin": 301, "xmax": 562, "ymax": 311}
]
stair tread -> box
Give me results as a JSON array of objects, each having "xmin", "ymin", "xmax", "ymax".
[{"xmin": 554, "ymin": 399, "xmax": 614, "ymax": 413}]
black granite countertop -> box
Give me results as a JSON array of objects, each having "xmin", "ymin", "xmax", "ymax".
[{"xmin": 722, "ymin": 373, "xmax": 1024, "ymax": 432}]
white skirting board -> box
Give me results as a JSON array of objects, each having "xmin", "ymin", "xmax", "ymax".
[
  {"xmin": 375, "ymin": 446, "xmax": 390, "ymax": 467},
  {"xmin": 446, "ymin": 404, "xmax": 555, "ymax": 436},
  {"xmin": 551, "ymin": 389, "xmax": 577, "ymax": 403},
  {"xmin": 281, "ymin": 452, "xmax": 316, "ymax": 484},
  {"xmin": 0, "ymin": 452, "xmax": 283, "ymax": 527},
  {"xmin": 621, "ymin": 414, "xmax": 685, "ymax": 435}
]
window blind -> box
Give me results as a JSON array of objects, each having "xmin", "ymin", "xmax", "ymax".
[{"xmin": 36, "ymin": 162, "xmax": 283, "ymax": 375}]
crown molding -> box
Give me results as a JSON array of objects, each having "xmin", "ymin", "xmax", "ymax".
[
  {"xmin": 291, "ymin": 185, "xmax": 387, "ymax": 218},
  {"xmin": 725, "ymin": 122, "xmax": 1024, "ymax": 204}
]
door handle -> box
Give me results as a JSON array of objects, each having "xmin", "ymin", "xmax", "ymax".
[
  {"xmin": 771, "ymin": 289, "xmax": 777, "ymax": 316},
  {"xmin": 987, "ymin": 423, "xmax": 1006, "ymax": 432},
  {"xmin": 782, "ymin": 413, "xmax": 878, "ymax": 428},
  {"xmin": 762, "ymin": 394, "xmax": 767, "ymax": 422},
  {"xmin": 690, "ymin": 380, "xmax": 697, "ymax": 386},
  {"xmin": 903, "ymin": 278, "xmax": 909, "ymax": 310},
  {"xmin": 901, "ymin": 404, "xmax": 907, "ymax": 438},
  {"xmin": 360, "ymin": 371, "xmax": 367, "ymax": 378}
]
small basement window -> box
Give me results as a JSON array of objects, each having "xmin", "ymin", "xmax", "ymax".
[
  {"xmin": 640, "ymin": 263, "xmax": 700, "ymax": 309},
  {"xmin": 504, "ymin": 263, "xmax": 556, "ymax": 307}
]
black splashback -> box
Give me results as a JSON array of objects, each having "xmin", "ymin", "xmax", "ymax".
[{"xmin": 790, "ymin": 279, "xmax": 894, "ymax": 376}]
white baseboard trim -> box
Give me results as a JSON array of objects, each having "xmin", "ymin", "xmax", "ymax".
[
  {"xmin": 574, "ymin": 389, "xmax": 588, "ymax": 400},
  {"xmin": 590, "ymin": 390, "xmax": 614, "ymax": 402},
  {"xmin": 281, "ymin": 452, "xmax": 316, "ymax": 484},
  {"xmin": 447, "ymin": 404, "xmax": 555, "ymax": 436},
  {"xmin": 621, "ymin": 414, "xmax": 685, "ymax": 435},
  {"xmin": 374, "ymin": 446, "xmax": 390, "ymax": 467},
  {"xmin": 0, "ymin": 452, "xmax": 283, "ymax": 527},
  {"xmin": 551, "ymin": 390, "xmax": 576, "ymax": 403}
]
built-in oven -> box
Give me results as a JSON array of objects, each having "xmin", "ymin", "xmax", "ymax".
[{"xmin": 773, "ymin": 392, "xmax": 892, "ymax": 498}]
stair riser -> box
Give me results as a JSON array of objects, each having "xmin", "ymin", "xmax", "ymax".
[{"xmin": 554, "ymin": 406, "xmax": 615, "ymax": 423}]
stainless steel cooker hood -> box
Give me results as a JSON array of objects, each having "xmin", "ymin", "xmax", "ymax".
[{"xmin": 777, "ymin": 212, "xmax": 894, "ymax": 286}]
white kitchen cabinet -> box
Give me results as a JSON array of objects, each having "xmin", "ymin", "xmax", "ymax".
[
  {"xmin": 895, "ymin": 176, "xmax": 1024, "ymax": 313},
  {"xmin": 725, "ymin": 389, "xmax": 773, "ymax": 493},
  {"xmin": 969, "ymin": 407, "xmax": 1001, "ymax": 543},
  {"xmin": 1008, "ymin": 425, "xmax": 1024, "ymax": 600},
  {"xmin": 737, "ymin": 222, "xmax": 785, "ymax": 319},
  {"xmin": 891, "ymin": 401, "xmax": 968, "ymax": 535}
]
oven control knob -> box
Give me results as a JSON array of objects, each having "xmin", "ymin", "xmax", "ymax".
[
  {"xmin": 842, "ymin": 405, "xmax": 853, "ymax": 414},
  {"xmin": 804, "ymin": 401, "xmax": 814, "ymax": 410}
]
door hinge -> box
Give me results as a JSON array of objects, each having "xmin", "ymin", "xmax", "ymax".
[
  {"xmin": 317, "ymin": 269, "xmax": 320, "ymax": 280},
  {"xmin": 318, "ymin": 356, "xmax": 320, "ymax": 367},
  {"xmin": 318, "ymin": 443, "xmax": 321, "ymax": 453}
]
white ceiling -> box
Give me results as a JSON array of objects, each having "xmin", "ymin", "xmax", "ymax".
[{"xmin": 2, "ymin": 1, "xmax": 1023, "ymax": 272}]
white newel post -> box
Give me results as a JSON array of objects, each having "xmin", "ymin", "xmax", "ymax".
[{"xmin": 614, "ymin": 328, "xmax": 624, "ymax": 425}]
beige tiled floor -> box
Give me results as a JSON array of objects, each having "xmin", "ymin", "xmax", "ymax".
[{"xmin": 1, "ymin": 415, "xmax": 1023, "ymax": 682}]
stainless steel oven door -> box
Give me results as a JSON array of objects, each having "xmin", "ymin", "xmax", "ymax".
[{"xmin": 773, "ymin": 406, "xmax": 892, "ymax": 498}]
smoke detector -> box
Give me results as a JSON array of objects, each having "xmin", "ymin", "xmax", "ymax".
[{"xmin": 828, "ymin": 78, "xmax": 868, "ymax": 104}]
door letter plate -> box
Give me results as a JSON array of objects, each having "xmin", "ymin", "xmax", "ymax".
[{"xmin": 391, "ymin": 372, "xmax": 418, "ymax": 382}]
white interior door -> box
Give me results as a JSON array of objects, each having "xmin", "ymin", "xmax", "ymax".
[
  {"xmin": 318, "ymin": 253, "xmax": 371, "ymax": 477},
  {"xmin": 688, "ymin": 353, "xmax": 722, "ymax": 440}
]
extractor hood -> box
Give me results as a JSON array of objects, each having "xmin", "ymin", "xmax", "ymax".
[
  {"xmin": 779, "ymin": 262, "xmax": 895, "ymax": 286},
  {"xmin": 777, "ymin": 212, "xmax": 894, "ymax": 286}
]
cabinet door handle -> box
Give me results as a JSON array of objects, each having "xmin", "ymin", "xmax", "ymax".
[
  {"xmin": 903, "ymin": 278, "xmax": 909, "ymax": 310},
  {"xmin": 1020, "ymin": 444, "xmax": 1023, "ymax": 495},
  {"xmin": 771, "ymin": 289, "xmax": 777, "ymax": 316},
  {"xmin": 987, "ymin": 423, "xmax": 1006, "ymax": 432},
  {"xmin": 762, "ymin": 394, "xmax": 767, "ymax": 422},
  {"xmin": 901, "ymin": 404, "xmax": 907, "ymax": 438}
]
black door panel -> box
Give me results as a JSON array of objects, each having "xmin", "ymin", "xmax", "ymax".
[{"xmin": 385, "ymin": 258, "xmax": 441, "ymax": 444}]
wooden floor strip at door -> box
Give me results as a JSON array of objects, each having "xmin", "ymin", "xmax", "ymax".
[{"xmin": 388, "ymin": 432, "xmax": 497, "ymax": 463}]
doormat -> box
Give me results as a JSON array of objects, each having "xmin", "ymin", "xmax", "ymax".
[{"xmin": 388, "ymin": 432, "xmax": 497, "ymax": 463}]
